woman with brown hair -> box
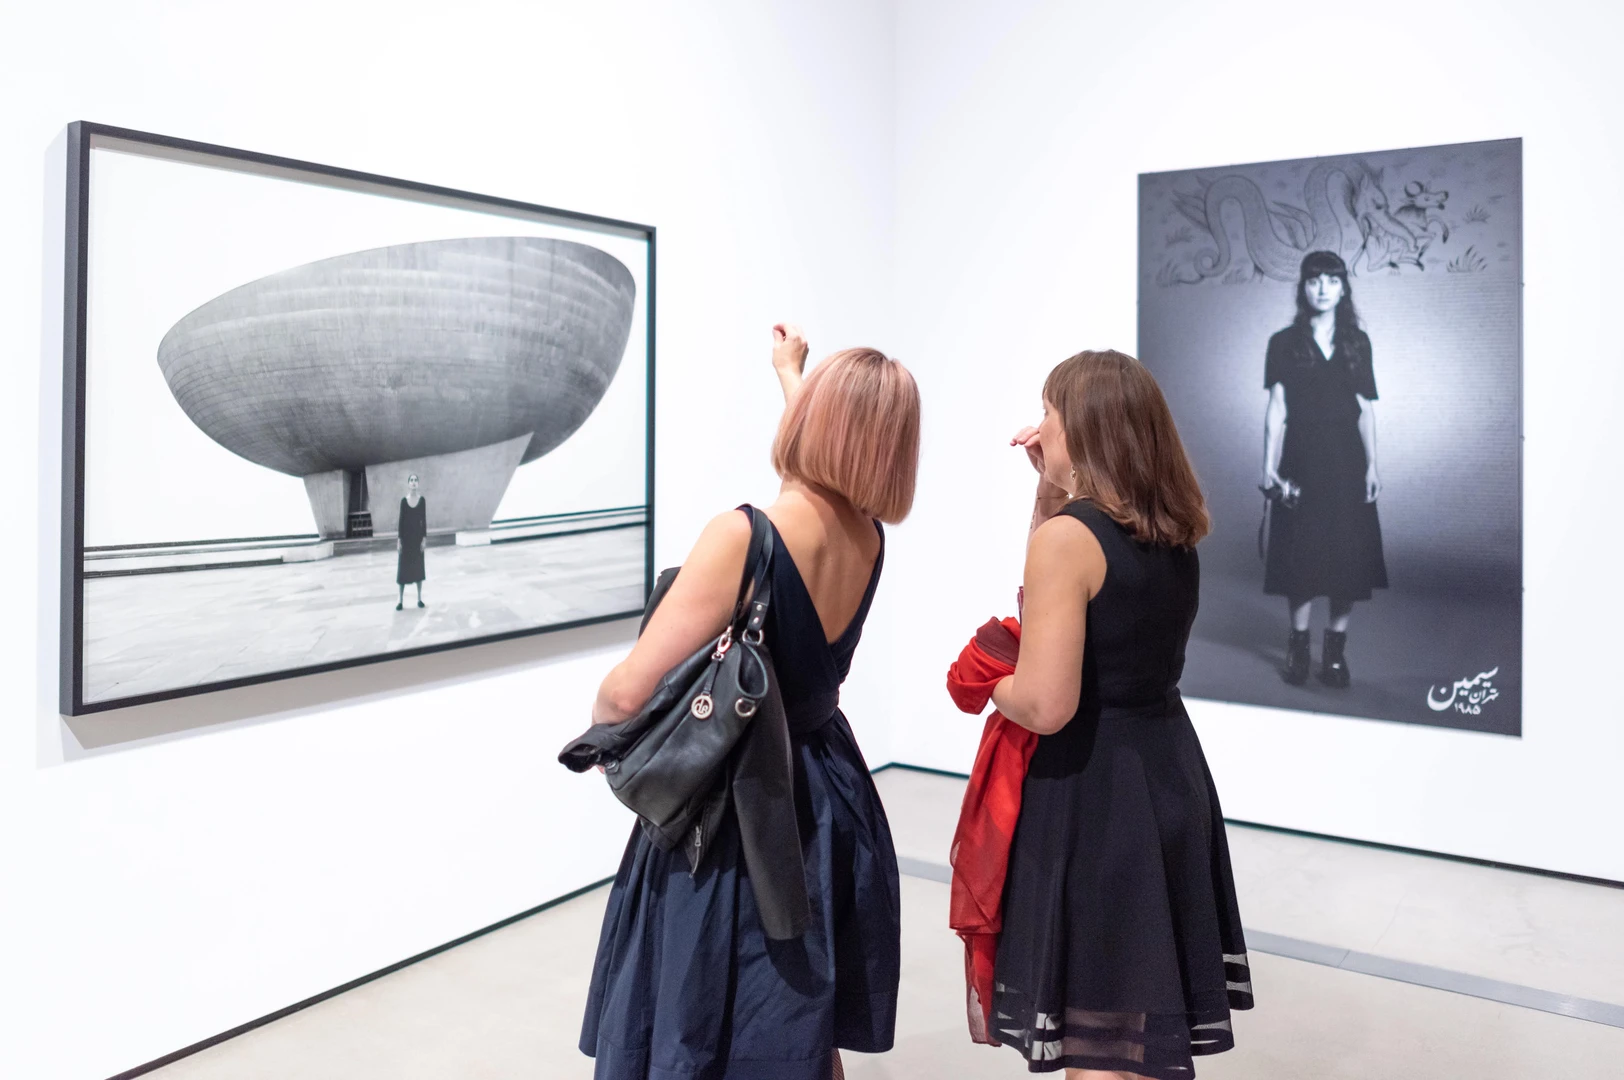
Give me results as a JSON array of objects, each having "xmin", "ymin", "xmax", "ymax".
[
  {"xmin": 578, "ymin": 325, "xmax": 919, "ymax": 1080},
  {"xmin": 991, "ymin": 350, "xmax": 1253, "ymax": 1078}
]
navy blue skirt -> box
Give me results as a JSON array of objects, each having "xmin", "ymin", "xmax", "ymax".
[{"xmin": 579, "ymin": 712, "xmax": 900, "ymax": 1079}]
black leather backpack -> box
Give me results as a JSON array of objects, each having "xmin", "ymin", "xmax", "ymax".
[{"xmin": 558, "ymin": 507, "xmax": 778, "ymax": 865}]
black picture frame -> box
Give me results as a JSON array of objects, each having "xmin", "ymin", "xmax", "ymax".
[{"xmin": 59, "ymin": 121, "xmax": 656, "ymax": 716}]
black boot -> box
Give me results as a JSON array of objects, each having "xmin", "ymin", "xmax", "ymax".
[
  {"xmin": 1281, "ymin": 629, "xmax": 1311, "ymax": 686},
  {"xmin": 1318, "ymin": 630, "xmax": 1350, "ymax": 688}
]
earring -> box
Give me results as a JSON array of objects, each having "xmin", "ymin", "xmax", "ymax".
[{"xmin": 1067, "ymin": 468, "xmax": 1077, "ymax": 499}]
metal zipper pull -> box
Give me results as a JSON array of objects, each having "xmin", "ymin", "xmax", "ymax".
[{"xmin": 690, "ymin": 629, "xmax": 732, "ymax": 719}]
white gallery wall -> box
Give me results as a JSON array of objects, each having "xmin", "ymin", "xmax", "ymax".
[
  {"xmin": 884, "ymin": 0, "xmax": 1624, "ymax": 882},
  {"xmin": 0, "ymin": 2, "xmax": 896, "ymax": 1077},
  {"xmin": 5, "ymin": 1, "xmax": 1623, "ymax": 1076}
]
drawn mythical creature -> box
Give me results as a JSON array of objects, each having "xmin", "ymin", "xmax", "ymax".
[
  {"xmin": 1392, "ymin": 180, "xmax": 1450, "ymax": 268},
  {"xmin": 1171, "ymin": 159, "xmax": 1426, "ymax": 282}
]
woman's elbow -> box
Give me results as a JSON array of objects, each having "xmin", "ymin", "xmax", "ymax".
[
  {"xmin": 605, "ymin": 686, "xmax": 648, "ymax": 720},
  {"xmin": 1025, "ymin": 703, "xmax": 1074, "ymax": 736},
  {"xmin": 597, "ymin": 667, "xmax": 649, "ymax": 721}
]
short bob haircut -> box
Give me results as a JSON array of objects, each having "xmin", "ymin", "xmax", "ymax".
[
  {"xmin": 771, "ymin": 348, "xmax": 920, "ymax": 524},
  {"xmin": 1043, "ymin": 349, "xmax": 1210, "ymax": 549}
]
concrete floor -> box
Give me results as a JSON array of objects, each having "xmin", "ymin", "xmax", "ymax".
[
  {"xmin": 145, "ymin": 769, "xmax": 1624, "ymax": 1079},
  {"xmin": 81, "ymin": 526, "xmax": 645, "ymax": 705}
]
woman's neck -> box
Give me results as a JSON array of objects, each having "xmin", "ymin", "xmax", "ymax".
[
  {"xmin": 1309, "ymin": 310, "xmax": 1337, "ymax": 338},
  {"xmin": 778, "ymin": 478, "xmax": 860, "ymax": 525}
]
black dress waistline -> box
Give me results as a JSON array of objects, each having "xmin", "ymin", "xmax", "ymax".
[
  {"xmin": 1093, "ymin": 690, "xmax": 1187, "ymax": 722},
  {"xmin": 785, "ymin": 694, "xmax": 842, "ymax": 736}
]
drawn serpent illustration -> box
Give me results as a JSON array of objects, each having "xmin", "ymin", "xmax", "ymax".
[{"xmin": 1175, "ymin": 160, "xmax": 1421, "ymax": 281}]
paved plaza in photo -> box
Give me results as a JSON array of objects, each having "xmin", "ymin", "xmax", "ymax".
[{"xmin": 82, "ymin": 526, "xmax": 645, "ymax": 704}]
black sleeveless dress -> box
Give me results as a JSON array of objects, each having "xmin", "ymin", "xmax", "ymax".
[
  {"xmin": 993, "ymin": 501, "xmax": 1252, "ymax": 1076},
  {"xmin": 1263, "ymin": 325, "xmax": 1387, "ymax": 602},
  {"xmin": 580, "ymin": 514, "xmax": 901, "ymax": 1078}
]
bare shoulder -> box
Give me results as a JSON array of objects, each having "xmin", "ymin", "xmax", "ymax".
[
  {"xmin": 1031, "ymin": 512, "xmax": 1103, "ymax": 558},
  {"xmin": 1029, "ymin": 512, "xmax": 1107, "ymax": 595},
  {"xmin": 683, "ymin": 509, "xmax": 753, "ymax": 573},
  {"xmin": 699, "ymin": 508, "xmax": 753, "ymax": 545}
]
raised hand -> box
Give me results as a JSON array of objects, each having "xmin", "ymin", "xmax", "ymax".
[
  {"xmin": 772, "ymin": 323, "xmax": 808, "ymax": 375},
  {"xmin": 772, "ymin": 323, "xmax": 809, "ymax": 402}
]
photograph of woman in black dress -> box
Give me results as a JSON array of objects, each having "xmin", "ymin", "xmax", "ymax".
[
  {"xmin": 1261, "ymin": 251, "xmax": 1387, "ymax": 688},
  {"xmin": 396, "ymin": 473, "xmax": 428, "ymax": 611},
  {"xmin": 1137, "ymin": 140, "xmax": 1522, "ymax": 735}
]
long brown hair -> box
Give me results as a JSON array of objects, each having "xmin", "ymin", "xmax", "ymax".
[{"xmin": 1043, "ymin": 349, "xmax": 1210, "ymax": 548}]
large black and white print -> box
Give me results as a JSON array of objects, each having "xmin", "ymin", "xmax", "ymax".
[
  {"xmin": 1138, "ymin": 139, "xmax": 1521, "ymax": 735},
  {"xmin": 69, "ymin": 131, "xmax": 651, "ymax": 712}
]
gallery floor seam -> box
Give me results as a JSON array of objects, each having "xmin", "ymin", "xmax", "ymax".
[{"xmin": 894, "ymin": 853, "xmax": 1624, "ymax": 1031}]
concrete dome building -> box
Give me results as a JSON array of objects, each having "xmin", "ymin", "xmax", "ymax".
[{"xmin": 156, "ymin": 236, "xmax": 637, "ymax": 540}]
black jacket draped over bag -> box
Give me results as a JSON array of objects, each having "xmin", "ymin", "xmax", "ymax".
[{"xmin": 558, "ymin": 507, "xmax": 811, "ymax": 940}]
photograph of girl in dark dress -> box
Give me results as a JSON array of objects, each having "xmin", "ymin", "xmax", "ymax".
[
  {"xmin": 1136, "ymin": 139, "xmax": 1523, "ymax": 735},
  {"xmin": 396, "ymin": 473, "xmax": 427, "ymax": 611},
  {"xmin": 1262, "ymin": 252, "xmax": 1388, "ymax": 688}
]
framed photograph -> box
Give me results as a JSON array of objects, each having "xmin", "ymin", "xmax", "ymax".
[
  {"xmin": 1138, "ymin": 138, "xmax": 1521, "ymax": 735},
  {"xmin": 60, "ymin": 122, "xmax": 655, "ymax": 715}
]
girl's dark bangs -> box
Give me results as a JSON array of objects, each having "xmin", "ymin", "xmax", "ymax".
[{"xmin": 1299, "ymin": 250, "xmax": 1348, "ymax": 280}]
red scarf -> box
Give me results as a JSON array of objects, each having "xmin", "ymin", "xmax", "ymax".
[{"xmin": 944, "ymin": 616, "xmax": 1037, "ymax": 1045}]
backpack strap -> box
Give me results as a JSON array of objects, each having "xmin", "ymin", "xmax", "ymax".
[{"xmin": 732, "ymin": 505, "xmax": 775, "ymax": 642}]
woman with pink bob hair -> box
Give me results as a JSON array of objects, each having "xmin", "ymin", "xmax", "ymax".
[{"xmin": 579, "ymin": 325, "xmax": 920, "ymax": 1080}]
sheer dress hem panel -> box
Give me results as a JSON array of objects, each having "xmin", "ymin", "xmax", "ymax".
[{"xmin": 990, "ymin": 955, "xmax": 1253, "ymax": 1078}]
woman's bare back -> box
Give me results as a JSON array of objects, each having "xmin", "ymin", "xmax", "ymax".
[{"xmin": 764, "ymin": 485, "xmax": 882, "ymax": 645}]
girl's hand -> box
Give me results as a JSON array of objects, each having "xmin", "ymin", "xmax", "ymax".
[
  {"xmin": 1262, "ymin": 467, "xmax": 1285, "ymax": 492},
  {"xmin": 771, "ymin": 323, "xmax": 808, "ymax": 376},
  {"xmin": 1365, "ymin": 468, "xmax": 1382, "ymax": 503}
]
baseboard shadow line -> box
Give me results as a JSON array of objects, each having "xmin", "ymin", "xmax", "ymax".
[{"xmin": 103, "ymin": 875, "xmax": 616, "ymax": 1080}]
